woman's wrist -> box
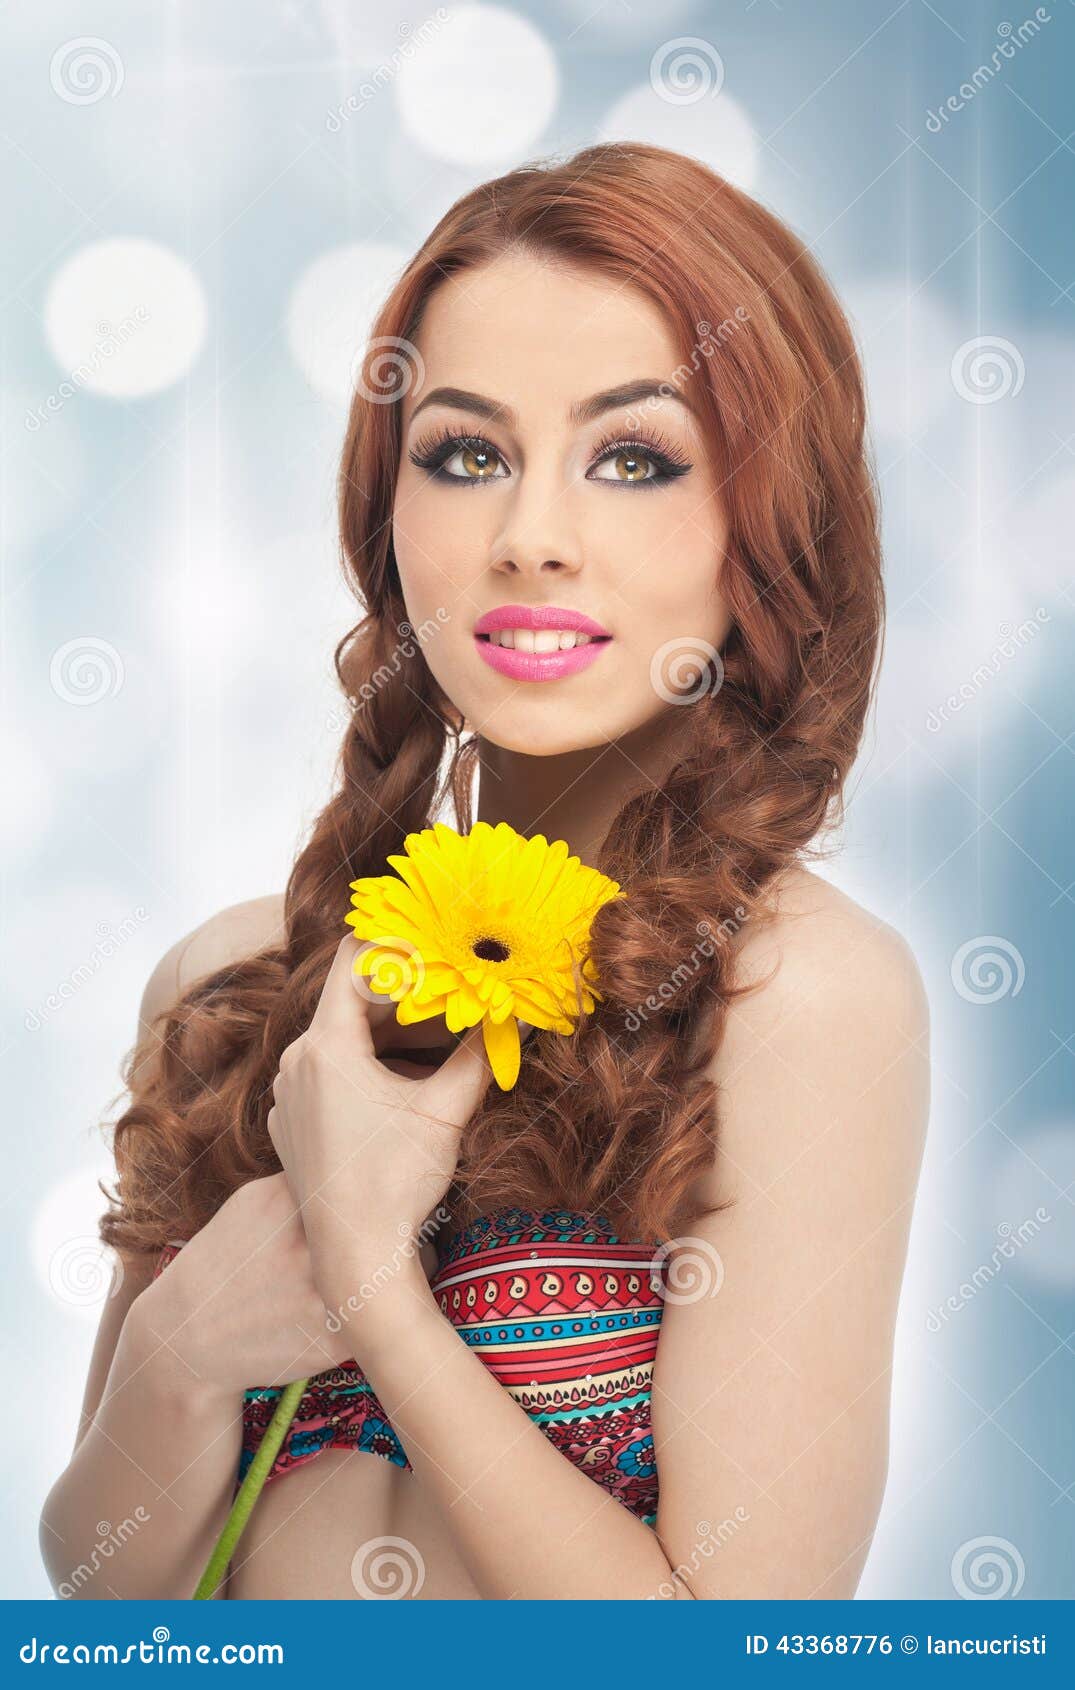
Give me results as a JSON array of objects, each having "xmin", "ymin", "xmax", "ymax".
[{"xmin": 316, "ymin": 1243, "xmax": 441, "ymax": 1365}]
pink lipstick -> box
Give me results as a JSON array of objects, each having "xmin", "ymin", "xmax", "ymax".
[{"xmin": 473, "ymin": 603, "xmax": 613, "ymax": 682}]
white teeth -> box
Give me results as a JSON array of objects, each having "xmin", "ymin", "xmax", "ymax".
[{"xmin": 488, "ymin": 628, "xmax": 595, "ymax": 649}]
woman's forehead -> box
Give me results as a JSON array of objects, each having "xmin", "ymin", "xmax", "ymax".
[{"xmin": 404, "ymin": 256, "xmax": 684, "ymax": 428}]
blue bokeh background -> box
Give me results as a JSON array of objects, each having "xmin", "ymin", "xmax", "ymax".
[{"xmin": 4, "ymin": 0, "xmax": 1072, "ymax": 1599}]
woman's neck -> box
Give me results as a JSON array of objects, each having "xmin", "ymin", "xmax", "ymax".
[{"xmin": 474, "ymin": 712, "xmax": 682, "ymax": 865}]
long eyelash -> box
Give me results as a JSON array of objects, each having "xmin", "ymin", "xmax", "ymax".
[
  {"xmin": 408, "ymin": 425, "xmax": 505, "ymax": 477},
  {"xmin": 590, "ymin": 428, "xmax": 693, "ymax": 481},
  {"xmin": 408, "ymin": 424, "xmax": 693, "ymax": 484}
]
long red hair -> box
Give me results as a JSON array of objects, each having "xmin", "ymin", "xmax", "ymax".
[{"xmin": 99, "ymin": 142, "xmax": 882, "ymax": 1255}]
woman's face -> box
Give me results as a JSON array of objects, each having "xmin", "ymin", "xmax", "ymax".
[{"xmin": 392, "ymin": 249, "xmax": 732, "ymax": 755}]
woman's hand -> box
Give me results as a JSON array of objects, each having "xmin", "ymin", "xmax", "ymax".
[
  {"xmin": 266, "ymin": 934, "xmax": 492, "ymax": 1301},
  {"xmin": 133, "ymin": 1171, "xmax": 355, "ymax": 1396}
]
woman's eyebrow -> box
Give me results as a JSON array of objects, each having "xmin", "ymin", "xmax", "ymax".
[
  {"xmin": 410, "ymin": 385, "xmax": 511, "ymax": 426},
  {"xmin": 408, "ymin": 379, "xmax": 690, "ymax": 428},
  {"xmin": 570, "ymin": 380, "xmax": 691, "ymax": 424}
]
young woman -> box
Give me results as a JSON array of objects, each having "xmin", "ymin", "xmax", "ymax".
[{"xmin": 41, "ymin": 142, "xmax": 929, "ymax": 1602}]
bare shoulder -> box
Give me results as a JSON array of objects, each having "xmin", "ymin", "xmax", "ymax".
[
  {"xmin": 699, "ymin": 864, "xmax": 930, "ymax": 1206},
  {"xmin": 731, "ymin": 864, "xmax": 928, "ymax": 1031},
  {"xmin": 147, "ymin": 893, "xmax": 286, "ymax": 1011},
  {"xmin": 130, "ymin": 894, "xmax": 286, "ymax": 1090},
  {"xmin": 172, "ymin": 892, "xmax": 287, "ymax": 994}
]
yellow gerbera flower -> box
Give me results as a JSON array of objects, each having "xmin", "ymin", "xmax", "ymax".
[{"xmin": 344, "ymin": 820, "xmax": 623, "ymax": 1090}]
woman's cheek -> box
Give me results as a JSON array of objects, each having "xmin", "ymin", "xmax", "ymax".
[{"xmin": 394, "ymin": 486, "xmax": 485, "ymax": 603}]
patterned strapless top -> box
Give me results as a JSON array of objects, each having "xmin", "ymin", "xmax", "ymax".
[{"xmin": 154, "ymin": 1207, "xmax": 669, "ymax": 1529}]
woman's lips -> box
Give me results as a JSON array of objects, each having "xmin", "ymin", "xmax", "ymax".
[
  {"xmin": 474, "ymin": 633, "xmax": 612, "ymax": 681},
  {"xmin": 474, "ymin": 604, "xmax": 611, "ymax": 637}
]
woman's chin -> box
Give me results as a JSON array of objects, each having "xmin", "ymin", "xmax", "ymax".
[{"xmin": 470, "ymin": 715, "xmax": 623, "ymax": 757}]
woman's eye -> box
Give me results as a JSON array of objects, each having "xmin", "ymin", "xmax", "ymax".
[
  {"xmin": 590, "ymin": 448, "xmax": 659, "ymax": 483},
  {"xmin": 442, "ymin": 441, "xmax": 507, "ymax": 480}
]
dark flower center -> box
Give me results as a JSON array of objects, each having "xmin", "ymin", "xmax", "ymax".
[{"xmin": 472, "ymin": 935, "xmax": 510, "ymax": 963}]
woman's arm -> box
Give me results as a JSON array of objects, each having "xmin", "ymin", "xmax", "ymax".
[
  {"xmin": 40, "ymin": 1278, "xmax": 244, "ymax": 1600},
  {"xmin": 317, "ymin": 1259, "xmax": 681, "ymax": 1600},
  {"xmin": 44, "ymin": 893, "xmax": 384, "ymax": 1600},
  {"xmin": 316, "ymin": 887, "xmax": 929, "ymax": 1600},
  {"xmin": 649, "ymin": 893, "xmax": 930, "ymax": 1598},
  {"xmin": 40, "ymin": 929, "xmax": 246, "ymax": 1600}
]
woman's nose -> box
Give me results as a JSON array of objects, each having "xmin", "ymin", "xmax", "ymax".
[
  {"xmin": 491, "ymin": 478, "xmax": 582, "ymax": 579},
  {"xmin": 497, "ymin": 553, "xmax": 575, "ymax": 576}
]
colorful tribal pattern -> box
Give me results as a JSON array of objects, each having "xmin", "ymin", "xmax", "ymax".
[{"xmin": 154, "ymin": 1207, "xmax": 668, "ymax": 1528}]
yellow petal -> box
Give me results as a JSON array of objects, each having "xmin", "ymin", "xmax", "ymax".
[
  {"xmin": 412, "ymin": 963, "xmax": 467, "ymax": 998},
  {"xmin": 482, "ymin": 1013, "xmax": 521, "ymax": 1089},
  {"xmin": 514, "ymin": 1000, "xmax": 581, "ymax": 1032},
  {"xmin": 445, "ymin": 982, "xmax": 485, "ymax": 1032},
  {"xmin": 347, "ymin": 818, "xmax": 617, "ymax": 1058},
  {"xmin": 487, "ymin": 995, "xmax": 517, "ymax": 1025},
  {"xmin": 395, "ymin": 994, "xmax": 448, "ymax": 1025}
]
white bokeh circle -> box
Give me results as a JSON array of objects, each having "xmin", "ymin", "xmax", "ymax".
[
  {"xmin": 395, "ymin": 5, "xmax": 559, "ymax": 168},
  {"xmin": 44, "ymin": 238, "xmax": 208, "ymax": 398},
  {"xmin": 598, "ymin": 83, "xmax": 758, "ymax": 192},
  {"xmin": 287, "ymin": 242, "xmax": 411, "ymax": 405},
  {"xmin": 31, "ymin": 1167, "xmax": 122, "ymax": 1322}
]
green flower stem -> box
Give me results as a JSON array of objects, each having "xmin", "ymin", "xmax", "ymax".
[{"xmin": 192, "ymin": 1377, "xmax": 309, "ymax": 1599}]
